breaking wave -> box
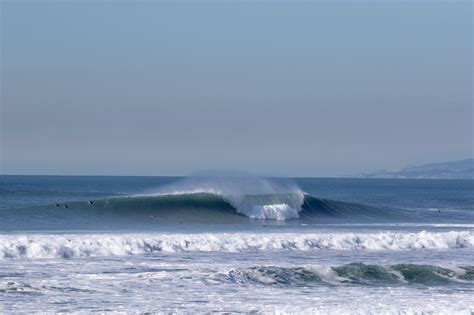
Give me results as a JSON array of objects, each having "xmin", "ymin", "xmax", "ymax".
[
  {"xmin": 1, "ymin": 231, "xmax": 472, "ymax": 259},
  {"xmin": 224, "ymin": 263, "xmax": 474, "ymax": 287},
  {"xmin": 49, "ymin": 191, "xmax": 410, "ymax": 224},
  {"xmin": 47, "ymin": 183, "xmax": 407, "ymax": 223},
  {"xmin": 144, "ymin": 177, "xmax": 305, "ymax": 220},
  {"xmin": 10, "ymin": 177, "xmax": 468, "ymax": 228}
]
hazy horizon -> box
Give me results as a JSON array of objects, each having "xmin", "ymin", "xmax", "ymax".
[
  {"xmin": 1, "ymin": 1, "xmax": 472, "ymax": 177},
  {"xmin": 0, "ymin": 157, "xmax": 472, "ymax": 178}
]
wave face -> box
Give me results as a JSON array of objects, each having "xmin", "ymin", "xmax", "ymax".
[
  {"xmin": 225, "ymin": 263, "xmax": 474, "ymax": 287},
  {"xmin": 91, "ymin": 193, "xmax": 306, "ymax": 220},
  {"xmin": 44, "ymin": 176, "xmax": 409, "ymax": 224},
  {"xmin": 147, "ymin": 177, "xmax": 305, "ymax": 220},
  {"xmin": 2, "ymin": 231, "xmax": 472, "ymax": 259},
  {"xmin": 54, "ymin": 192, "xmax": 408, "ymax": 225}
]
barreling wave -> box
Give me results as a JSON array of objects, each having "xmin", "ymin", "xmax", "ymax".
[
  {"xmin": 137, "ymin": 176, "xmax": 410, "ymax": 221},
  {"xmin": 97, "ymin": 192, "xmax": 305, "ymax": 221},
  {"xmin": 1, "ymin": 231, "xmax": 472, "ymax": 259},
  {"xmin": 7, "ymin": 177, "xmax": 469, "ymax": 230},
  {"xmin": 224, "ymin": 263, "xmax": 474, "ymax": 287},
  {"xmin": 42, "ymin": 192, "xmax": 409, "ymax": 225},
  {"xmin": 141, "ymin": 177, "xmax": 306, "ymax": 220}
]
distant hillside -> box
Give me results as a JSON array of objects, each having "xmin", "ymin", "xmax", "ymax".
[{"xmin": 352, "ymin": 159, "xmax": 474, "ymax": 179}]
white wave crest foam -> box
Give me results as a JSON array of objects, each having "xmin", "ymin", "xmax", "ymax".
[
  {"xmin": 1, "ymin": 231, "xmax": 472, "ymax": 259},
  {"xmin": 144, "ymin": 177, "xmax": 305, "ymax": 220}
]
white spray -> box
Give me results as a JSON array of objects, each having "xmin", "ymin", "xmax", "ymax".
[{"xmin": 145, "ymin": 177, "xmax": 305, "ymax": 220}]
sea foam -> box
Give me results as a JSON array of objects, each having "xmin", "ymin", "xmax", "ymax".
[{"xmin": 1, "ymin": 231, "xmax": 472, "ymax": 259}]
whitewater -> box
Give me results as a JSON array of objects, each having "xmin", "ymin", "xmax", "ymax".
[
  {"xmin": 1, "ymin": 176, "xmax": 473, "ymax": 314},
  {"xmin": 2, "ymin": 231, "xmax": 473, "ymax": 259}
]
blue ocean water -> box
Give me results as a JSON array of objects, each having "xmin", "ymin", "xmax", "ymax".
[{"xmin": 0, "ymin": 176, "xmax": 473, "ymax": 313}]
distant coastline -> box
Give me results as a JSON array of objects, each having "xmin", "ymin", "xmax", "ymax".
[{"xmin": 350, "ymin": 158, "xmax": 474, "ymax": 180}]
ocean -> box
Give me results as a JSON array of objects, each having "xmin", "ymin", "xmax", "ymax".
[{"xmin": 0, "ymin": 175, "xmax": 473, "ymax": 314}]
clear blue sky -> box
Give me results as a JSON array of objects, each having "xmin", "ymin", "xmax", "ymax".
[{"xmin": 1, "ymin": 1, "xmax": 472, "ymax": 176}]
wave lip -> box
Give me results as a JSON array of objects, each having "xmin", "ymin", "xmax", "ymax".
[{"xmin": 1, "ymin": 231, "xmax": 473, "ymax": 259}]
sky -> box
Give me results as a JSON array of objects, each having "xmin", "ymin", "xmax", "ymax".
[{"xmin": 1, "ymin": 1, "xmax": 472, "ymax": 177}]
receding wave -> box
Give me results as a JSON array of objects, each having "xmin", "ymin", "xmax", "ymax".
[
  {"xmin": 224, "ymin": 263, "xmax": 474, "ymax": 287},
  {"xmin": 1, "ymin": 231, "xmax": 472, "ymax": 259}
]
